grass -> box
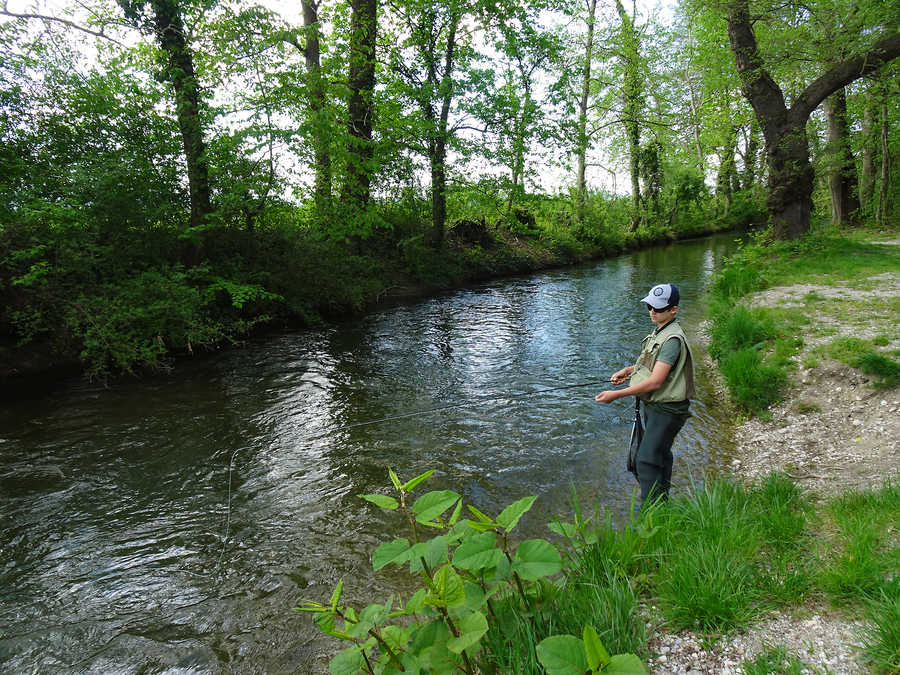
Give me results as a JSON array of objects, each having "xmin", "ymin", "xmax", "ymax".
[
  {"xmin": 707, "ymin": 226, "xmax": 899, "ymax": 415},
  {"xmin": 530, "ymin": 476, "xmax": 900, "ymax": 673}
]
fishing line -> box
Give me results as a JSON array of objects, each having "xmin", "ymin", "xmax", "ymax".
[{"xmin": 213, "ymin": 377, "xmax": 617, "ymax": 573}]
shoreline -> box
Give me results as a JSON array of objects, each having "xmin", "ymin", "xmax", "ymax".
[{"xmin": 646, "ymin": 251, "xmax": 900, "ymax": 673}]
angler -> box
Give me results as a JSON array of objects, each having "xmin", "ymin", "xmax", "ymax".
[{"xmin": 594, "ymin": 283, "xmax": 695, "ymax": 505}]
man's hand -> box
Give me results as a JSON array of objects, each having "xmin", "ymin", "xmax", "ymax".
[{"xmin": 595, "ymin": 390, "xmax": 620, "ymax": 404}]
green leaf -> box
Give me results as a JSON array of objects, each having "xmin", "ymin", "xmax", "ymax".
[
  {"xmin": 413, "ymin": 490, "xmax": 461, "ymax": 524},
  {"xmin": 513, "ymin": 539, "xmax": 563, "ymax": 580},
  {"xmin": 467, "ymin": 504, "xmax": 495, "ymax": 525},
  {"xmin": 360, "ymin": 494, "xmax": 400, "ymax": 510},
  {"xmin": 409, "ymin": 535, "xmax": 450, "ymax": 573},
  {"xmin": 548, "ymin": 520, "xmax": 578, "ymax": 539},
  {"xmin": 605, "ymin": 653, "xmax": 649, "ymax": 673},
  {"xmin": 448, "ymin": 497, "xmax": 464, "ymax": 527},
  {"xmin": 373, "ymin": 538, "xmax": 412, "ymax": 571},
  {"xmin": 388, "ymin": 468, "xmax": 402, "ymax": 490},
  {"xmin": 329, "ymin": 639, "xmax": 376, "ymax": 675},
  {"xmin": 497, "ymin": 495, "xmax": 537, "ymax": 532},
  {"xmin": 583, "ymin": 625, "xmax": 611, "ymax": 670},
  {"xmin": 536, "ymin": 635, "xmax": 588, "ymax": 675},
  {"xmin": 401, "ymin": 469, "xmax": 434, "ymax": 492},
  {"xmin": 330, "ymin": 579, "xmax": 344, "ymax": 610},
  {"xmin": 452, "ymin": 531, "xmax": 503, "ymax": 572},
  {"xmin": 446, "ymin": 610, "xmax": 488, "ymax": 654},
  {"xmin": 426, "ymin": 564, "xmax": 466, "ymax": 608}
]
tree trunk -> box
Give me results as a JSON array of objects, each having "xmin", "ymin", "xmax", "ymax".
[
  {"xmin": 859, "ymin": 85, "xmax": 877, "ymax": 211},
  {"xmin": 823, "ymin": 88, "xmax": 861, "ymax": 225},
  {"xmin": 428, "ymin": 11, "xmax": 460, "ymax": 248},
  {"xmin": 876, "ymin": 100, "xmax": 891, "ymax": 226},
  {"xmin": 725, "ymin": 0, "xmax": 900, "ymax": 239},
  {"xmin": 302, "ymin": 0, "xmax": 332, "ymax": 212},
  {"xmin": 741, "ymin": 118, "xmax": 759, "ymax": 191},
  {"xmin": 615, "ymin": 0, "xmax": 641, "ymax": 230},
  {"xmin": 151, "ymin": 0, "xmax": 210, "ymax": 230},
  {"xmin": 717, "ymin": 125, "xmax": 737, "ymax": 215},
  {"xmin": 344, "ymin": 0, "xmax": 377, "ymax": 209},
  {"xmin": 575, "ymin": 0, "xmax": 596, "ymax": 223}
]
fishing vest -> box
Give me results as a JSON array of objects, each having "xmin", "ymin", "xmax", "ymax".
[{"xmin": 629, "ymin": 320, "xmax": 695, "ymax": 403}]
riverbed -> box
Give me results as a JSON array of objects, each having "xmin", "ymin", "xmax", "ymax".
[{"xmin": 0, "ymin": 234, "xmax": 741, "ymax": 673}]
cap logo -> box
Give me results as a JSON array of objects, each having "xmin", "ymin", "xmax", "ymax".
[{"xmin": 653, "ymin": 287, "xmax": 665, "ymax": 296}]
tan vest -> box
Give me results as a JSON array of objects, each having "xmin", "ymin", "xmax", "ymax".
[{"xmin": 629, "ymin": 320, "xmax": 695, "ymax": 403}]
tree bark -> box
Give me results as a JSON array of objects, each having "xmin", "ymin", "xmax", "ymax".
[
  {"xmin": 823, "ymin": 88, "xmax": 860, "ymax": 225},
  {"xmin": 876, "ymin": 100, "xmax": 891, "ymax": 226},
  {"xmin": 575, "ymin": 0, "xmax": 597, "ymax": 223},
  {"xmin": 859, "ymin": 85, "xmax": 878, "ymax": 210},
  {"xmin": 725, "ymin": 0, "xmax": 900, "ymax": 239},
  {"xmin": 344, "ymin": 0, "xmax": 377, "ymax": 208},
  {"xmin": 150, "ymin": 0, "xmax": 211, "ymax": 230},
  {"xmin": 615, "ymin": 0, "xmax": 641, "ymax": 230},
  {"xmin": 302, "ymin": 0, "xmax": 332, "ymax": 212}
]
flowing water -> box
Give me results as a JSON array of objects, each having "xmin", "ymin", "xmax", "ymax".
[{"xmin": 1, "ymin": 234, "xmax": 742, "ymax": 673}]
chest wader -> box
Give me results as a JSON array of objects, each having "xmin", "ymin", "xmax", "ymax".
[{"xmin": 628, "ymin": 321, "xmax": 694, "ymax": 503}]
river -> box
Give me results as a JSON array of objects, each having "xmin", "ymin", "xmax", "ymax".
[{"xmin": 1, "ymin": 233, "xmax": 741, "ymax": 673}]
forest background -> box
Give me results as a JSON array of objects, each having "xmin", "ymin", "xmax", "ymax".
[{"xmin": 1, "ymin": 0, "xmax": 898, "ymax": 381}]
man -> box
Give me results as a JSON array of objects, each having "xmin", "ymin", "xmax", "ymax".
[{"xmin": 595, "ymin": 283, "xmax": 695, "ymax": 503}]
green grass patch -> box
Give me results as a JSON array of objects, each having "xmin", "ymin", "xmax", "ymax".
[
  {"xmin": 740, "ymin": 644, "xmax": 820, "ymax": 674},
  {"xmin": 822, "ymin": 337, "xmax": 900, "ymax": 389}
]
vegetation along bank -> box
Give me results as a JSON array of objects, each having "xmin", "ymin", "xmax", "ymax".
[
  {"xmin": 302, "ymin": 227, "xmax": 900, "ymax": 674},
  {"xmin": 4, "ymin": 0, "xmax": 899, "ymax": 384}
]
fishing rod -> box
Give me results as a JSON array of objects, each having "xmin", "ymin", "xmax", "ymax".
[{"xmin": 213, "ymin": 377, "xmax": 619, "ymax": 573}]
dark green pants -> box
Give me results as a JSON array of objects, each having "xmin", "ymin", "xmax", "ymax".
[{"xmin": 636, "ymin": 405, "xmax": 687, "ymax": 503}]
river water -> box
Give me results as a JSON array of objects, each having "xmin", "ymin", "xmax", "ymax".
[{"xmin": 1, "ymin": 234, "xmax": 741, "ymax": 673}]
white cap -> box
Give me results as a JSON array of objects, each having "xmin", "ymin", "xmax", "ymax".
[{"xmin": 641, "ymin": 283, "xmax": 679, "ymax": 309}]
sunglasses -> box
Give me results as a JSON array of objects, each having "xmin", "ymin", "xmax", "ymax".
[{"xmin": 647, "ymin": 304, "xmax": 673, "ymax": 312}]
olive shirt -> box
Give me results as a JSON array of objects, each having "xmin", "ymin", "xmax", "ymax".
[{"xmin": 649, "ymin": 338, "xmax": 691, "ymax": 418}]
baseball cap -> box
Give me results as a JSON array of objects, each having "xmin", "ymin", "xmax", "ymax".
[{"xmin": 641, "ymin": 283, "xmax": 680, "ymax": 309}]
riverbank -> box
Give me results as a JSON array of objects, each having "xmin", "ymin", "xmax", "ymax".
[
  {"xmin": 645, "ymin": 231, "xmax": 900, "ymax": 673},
  {"xmin": 1, "ymin": 214, "xmax": 738, "ymax": 385}
]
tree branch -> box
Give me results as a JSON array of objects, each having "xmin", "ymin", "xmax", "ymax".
[
  {"xmin": 1, "ymin": 2, "xmax": 126, "ymax": 45},
  {"xmin": 790, "ymin": 31, "xmax": 900, "ymax": 123}
]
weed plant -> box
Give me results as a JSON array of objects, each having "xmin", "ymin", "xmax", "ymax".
[{"xmin": 739, "ymin": 644, "xmax": 820, "ymax": 674}]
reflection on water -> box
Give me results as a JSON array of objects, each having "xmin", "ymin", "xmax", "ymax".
[{"xmin": 0, "ymin": 234, "xmax": 740, "ymax": 673}]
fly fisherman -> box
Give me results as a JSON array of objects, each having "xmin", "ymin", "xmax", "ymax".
[{"xmin": 594, "ymin": 283, "xmax": 695, "ymax": 505}]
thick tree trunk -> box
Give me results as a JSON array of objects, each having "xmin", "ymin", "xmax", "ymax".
[
  {"xmin": 151, "ymin": 0, "xmax": 210, "ymax": 229},
  {"xmin": 344, "ymin": 0, "xmax": 377, "ymax": 208},
  {"xmin": 575, "ymin": 0, "xmax": 596, "ymax": 222},
  {"xmin": 725, "ymin": 0, "xmax": 900, "ymax": 239},
  {"xmin": 302, "ymin": 0, "xmax": 332, "ymax": 212},
  {"xmin": 823, "ymin": 88, "xmax": 861, "ymax": 225}
]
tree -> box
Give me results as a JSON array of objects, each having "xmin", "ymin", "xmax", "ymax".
[
  {"xmin": 725, "ymin": 0, "xmax": 900, "ymax": 239},
  {"xmin": 823, "ymin": 87, "xmax": 861, "ymax": 225},
  {"xmin": 614, "ymin": 0, "xmax": 643, "ymax": 229},
  {"xmin": 118, "ymin": 0, "xmax": 212, "ymax": 230},
  {"xmin": 343, "ymin": 0, "xmax": 377, "ymax": 208},
  {"xmin": 574, "ymin": 0, "xmax": 597, "ymax": 222}
]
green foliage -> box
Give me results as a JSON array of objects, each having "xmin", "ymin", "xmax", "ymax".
[
  {"xmin": 822, "ymin": 337, "xmax": 900, "ymax": 390},
  {"xmin": 298, "ymin": 469, "xmax": 572, "ymax": 674},
  {"xmin": 859, "ymin": 579, "xmax": 900, "ymax": 673}
]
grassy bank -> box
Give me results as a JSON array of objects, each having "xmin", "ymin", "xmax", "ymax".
[
  {"xmin": 707, "ymin": 225, "xmax": 900, "ymax": 416},
  {"xmin": 302, "ymin": 471, "xmax": 900, "ymax": 674}
]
